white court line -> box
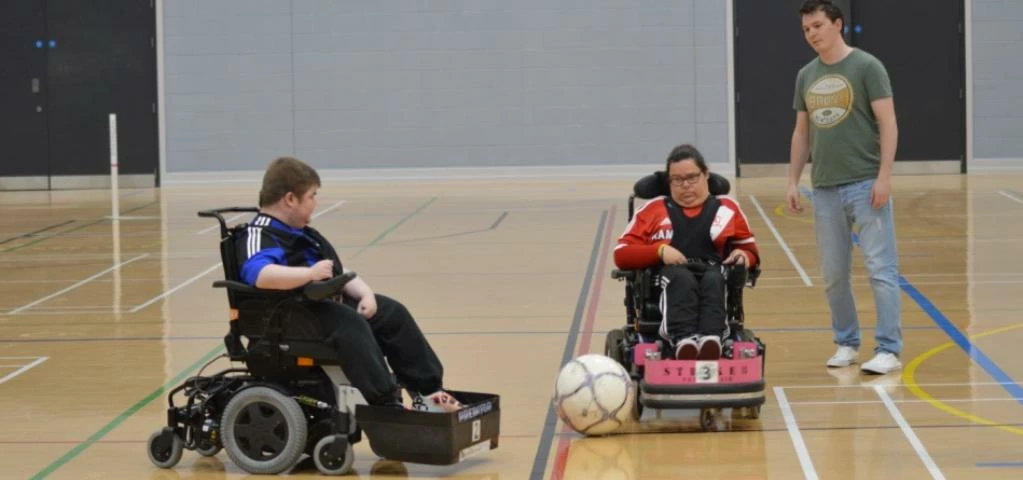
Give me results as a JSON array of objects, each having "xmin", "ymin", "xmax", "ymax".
[
  {"xmin": 998, "ymin": 190, "xmax": 1023, "ymax": 205},
  {"xmin": 0, "ymin": 310, "xmax": 116, "ymax": 316},
  {"xmin": 756, "ymin": 279, "xmax": 1023, "ymax": 289},
  {"xmin": 875, "ymin": 385, "xmax": 945, "ymax": 479},
  {"xmin": 314, "ymin": 200, "xmax": 346, "ymax": 217},
  {"xmin": 194, "ymin": 212, "xmax": 246, "ymax": 235},
  {"xmin": 791, "ymin": 397, "xmax": 1023, "ymax": 406},
  {"xmin": 11, "ymin": 305, "xmax": 116, "ymax": 311},
  {"xmin": 130, "ymin": 263, "xmax": 222, "ymax": 313},
  {"xmin": 774, "ymin": 387, "xmax": 819, "ymax": 480},
  {"xmin": 780, "ymin": 381, "xmax": 1022, "ymax": 389},
  {"xmin": 131, "ymin": 200, "xmax": 346, "ymax": 312},
  {"xmin": 763, "ymin": 272, "xmax": 1023, "ymax": 281},
  {"xmin": 748, "ymin": 195, "xmax": 813, "ymax": 286},
  {"xmin": 8, "ymin": 254, "xmax": 149, "ymax": 314},
  {"xmin": 0, "ymin": 356, "xmax": 47, "ymax": 385}
]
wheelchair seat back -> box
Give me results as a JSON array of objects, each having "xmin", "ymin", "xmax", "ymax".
[{"xmin": 200, "ymin": 208, "xmax": 343, "ymax": 376}]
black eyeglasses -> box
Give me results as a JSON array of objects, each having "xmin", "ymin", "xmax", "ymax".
[{"xmin": 668, "ymin": 173, "xmax": 703, "ymax": 186}]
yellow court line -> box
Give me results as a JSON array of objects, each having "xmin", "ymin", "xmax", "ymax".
[
  {"xmin": 902, "ymin": 322, "xmax": 1023, "ymax": 435},
  {"xmin": 773, "ymin": 204, "xmax": 814, "ymax": 224}
]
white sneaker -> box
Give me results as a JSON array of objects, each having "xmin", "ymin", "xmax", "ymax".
[
  {"xmin": 410, "ymin": 390, "xmax": 463, "ymax": 413},
  {"xmin": 674, "ymin": 336, "xmax": 699, "ymax": 360},
  {"xmin": 696, "ymin": 335, "xmax": 722, "ymax": 360},
  {"xmin": 826, "ymin": 346, "xmax": 859, "ymax": 368},
  {"xmin": 861, "ymin": 352, "xmax": 902, "ymax": 375}
]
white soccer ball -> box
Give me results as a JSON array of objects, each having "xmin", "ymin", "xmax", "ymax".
[{"xmin": 553, "ymin": 354, "xmax": 636, "ymax": 436}]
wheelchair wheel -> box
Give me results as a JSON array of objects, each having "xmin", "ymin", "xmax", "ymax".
[
  {"xmin": 626, "ymin": 393, "xmax": 642, "ymax": 419},
  {"xmin": 313, "ymin": 434, "xmax": 355, "ymax": 475},
  {"xmin": 221, "ymin": 386, "xmax": 308, "ymax": 475},
  {"xmin": 604, "ymin": 328, "xmax": 627, "ymax": 366},
  {"xmin": 631, "ymin": 391, "xmax": 644, "ymax": 420},
  {"xmin": 195, "ymin": 439, "xmax": 222, "ymax": 457},
  {"xmin": 699, "ymin": 408, "xmax": 718, "ymax": 432},
  {"xmin": 733, "ymin": 406, "xmax": 761, "ymax": 420},
  {"xmin": 147, "ymin": 427, "xmax": 183, "ymax": 469}
]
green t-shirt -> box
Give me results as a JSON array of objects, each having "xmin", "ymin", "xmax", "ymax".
[{"xmin": 793, "ymin": 48, "xmax": 893, "ymax": 188}]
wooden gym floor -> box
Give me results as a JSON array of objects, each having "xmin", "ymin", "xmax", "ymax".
[{"xmin": 1, "ymin": 170, "xmax": 1023, "ymax": 479}]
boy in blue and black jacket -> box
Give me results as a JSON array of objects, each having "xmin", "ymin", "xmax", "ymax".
[{"xmin": 235, "ymin": 156, "xmax": 461, "ymax": 413}]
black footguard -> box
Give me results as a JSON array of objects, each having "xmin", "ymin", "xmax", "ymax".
[
  {"xmin": 356, "ymin": 391, "xmax": 500, "ymax": 465},
  {"xmin": 639, "ymin": 380, "xmax": 766, "ymax": 410}
]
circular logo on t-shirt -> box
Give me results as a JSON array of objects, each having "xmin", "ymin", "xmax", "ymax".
[{"xmin": 805, "ymin": 74, "xmax": 853, "ymax": 128}]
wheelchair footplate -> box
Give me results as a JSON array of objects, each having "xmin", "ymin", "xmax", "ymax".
[
  {"xmin": 634, "ymin": 342, "xmax": 765, "ymax": 411},
  {"xmin": 355, "ymin": 390, "xmax": 500, "ymax": 465}
]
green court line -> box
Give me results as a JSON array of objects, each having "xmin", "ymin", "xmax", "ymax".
[
  {"xmin": 349, "ymin": 196, "xmax": 437, "ymax": 259},
  {"xmin": 30, "ymin": 198, "xmax": 437, "ymax": 477},
  {"xmin": 30, "ymin": 344, "xmax": 225, "ymax": 479},
  {"xmin": 3, "ymin": 201, "xmax": 157, "ymax": 253}
]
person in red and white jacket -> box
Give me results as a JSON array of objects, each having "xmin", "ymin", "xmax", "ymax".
[{"xmin": 614, "ymin": 144, "xmax": 759, "ymax": 360}]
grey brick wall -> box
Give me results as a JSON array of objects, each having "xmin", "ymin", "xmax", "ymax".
[
  {"xmin": 163, "ymin": 0, "xmax": 729, "ymax": 172},
  {"xmin": 972, "ymin": 0, "xmax": 1023, "ymax": 159}
]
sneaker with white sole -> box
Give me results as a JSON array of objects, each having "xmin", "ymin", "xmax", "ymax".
[
  {"xmin": 411, "ymin": 390, "xmax": 463, "ymax": 413},
  {"xmin": 861, "ymin": 352, "xmax": 902, "ymax": 375},
  {"xmin": 674, "ymin": 336, "xmax": 699, "ymax": 360},
  {"xmin": 696, "ymin": 335, "xmax": 722, "ymax": 360},
  {"xmin": 826, "ymin": 346, "xmax": 859, "ymax": 368}
]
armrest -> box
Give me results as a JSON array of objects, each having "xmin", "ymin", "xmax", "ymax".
[
  {"xmin": 212, "ymin": 280, "xmax": 279, "ymax": 296},
  {"xmin": 611, "ymin": 269, "xmax": 636, "ymax": 280},
  {"xmin": 722, "ymin": 263, "xmax": 760, "ymax": 288},
  {"xmin": 722, "ymin": 263, "xmax": 747, "ymax": 276},
  {"xmin": 747, "ymin": 264, "xmax": 761, "ymax": 288},
  {"xmin": 302, "ymin": 271, "xmax": 358, "ymax": 301},
  {"xmin": 213, "ymin": 271, "xmax": 359, "ymax": 301}
]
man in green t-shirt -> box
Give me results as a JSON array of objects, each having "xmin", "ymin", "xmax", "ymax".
[{"xmin": 786, "ymin": 0, "xmax": 902, "ymax": 375}]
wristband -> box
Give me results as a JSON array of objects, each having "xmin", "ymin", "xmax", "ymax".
[{"xmin": 658, "ymin": 244, "xmax": 667, "ymax": 259}]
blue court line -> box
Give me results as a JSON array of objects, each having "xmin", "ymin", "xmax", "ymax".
[
  {"xmin": 976, "ymin": 462, "xmax": 1023, "ymax": 468},
  {"xmin": 848, "ymin": 232, "xmax": 1023, "ymax": 406},
  {"xmin": 900, "ymin": 281, "xmax": 1023, "ymax": 405},
  {"xmin": 798, "ymin": 185, "xmax": 814, "ymax": 199}
]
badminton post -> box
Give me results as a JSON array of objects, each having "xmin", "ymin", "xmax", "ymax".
[{"xmin": 108, "ymin": 113, "xmax": 119, "ymax": 220}]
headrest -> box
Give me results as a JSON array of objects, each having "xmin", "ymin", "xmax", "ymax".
[{"xmin": 633, "ymin": 171, "xmax": 731, "ymax": 199}]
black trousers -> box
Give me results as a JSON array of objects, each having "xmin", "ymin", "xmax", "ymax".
[
  {"xmin": 304, "ymin": 294, "xmax": 444, "ymax": 406},
  {"xmin": 659, "ymin": 265, "xmax": 726, "ymax": 341}
]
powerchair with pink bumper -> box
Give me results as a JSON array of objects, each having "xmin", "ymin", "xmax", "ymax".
[{"xmin": 606, "ymin": 173, "xmax": 766, "ymax": 431}]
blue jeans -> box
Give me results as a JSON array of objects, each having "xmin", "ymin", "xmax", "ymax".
[{"xmin": 812, "ymin": 179, "xmax": 902, "ymax": 355}]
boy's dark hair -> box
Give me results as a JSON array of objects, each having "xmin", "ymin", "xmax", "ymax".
[
  {"xmin": 665, "ymin": 144, "xmax": 708, "ymax": 174},
  {"xmin": 259, "ymin": 156, "xmax": 321, "ymax": 207},
  {"xmin": 799, "ymin": 0, "xmax": 844, "ymax": 27}
]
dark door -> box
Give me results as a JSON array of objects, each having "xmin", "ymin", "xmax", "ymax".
[
  {"xmin": 46, "ymin": 0, "xmax": 158, "ymax": 178},
  {"xmin": 734, "ymin": 0, "xmax": 964, "ymax": 172},
  {"xmin": 0, "ymin": 1, "xmax": 50, "ymax": 180},
  {"xmin": 852, "ymin": 1, "xmax": 965, "ymax": 167},
  {"xmin": 733, "ymin": 0, "xmax": 822, "ymax": 172}
]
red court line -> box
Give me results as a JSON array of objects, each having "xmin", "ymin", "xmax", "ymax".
[{"xmin": 551, "ymin": 204, "xmax": 617, "ymax": 480}]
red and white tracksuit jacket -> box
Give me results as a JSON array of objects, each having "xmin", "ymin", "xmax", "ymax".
[{"xmin": 613, "ymin": 195, "xmax": 759, "ymax": 270}]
